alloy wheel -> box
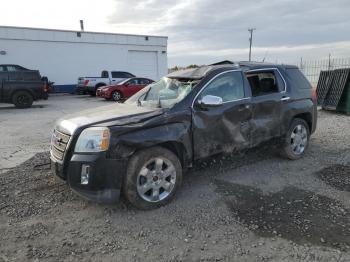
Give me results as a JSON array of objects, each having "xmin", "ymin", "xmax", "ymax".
[
  {"xmin": 113, "ymin": 92, "xmax": 121, "ymax": 101},
  {"xmin": 290, "ymin": 124, "xmax": 308, "ymax": 155},
  {"xmin": 136, "ymin": 157, "xmax": 176, "ymax": 202}
]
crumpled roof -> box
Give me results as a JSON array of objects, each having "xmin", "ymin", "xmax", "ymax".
[{"xmin": 166, "ymin": 66, "xmax": 213, "ymax": 80}]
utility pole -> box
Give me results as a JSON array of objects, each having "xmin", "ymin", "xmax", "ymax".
[
  {"xmin": 248, "ymin": 28, "xmax": 256, "ymax": 62},
  {"xmin": 80, "ymin": 20, "xmax": 84, "ymax": 31}
]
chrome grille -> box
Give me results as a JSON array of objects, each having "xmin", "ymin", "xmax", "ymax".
[{"xmin": 50, "ymin": 129, "xmax": 71, "ymax": 161}]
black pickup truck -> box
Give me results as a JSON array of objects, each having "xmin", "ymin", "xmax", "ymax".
[{"xmin": 0, "ymin": 64, "xmax": 48, "ymax": 108}]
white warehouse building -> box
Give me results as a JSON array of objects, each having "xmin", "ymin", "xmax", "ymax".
[{"xmin": 0, "ymin": 26, "xmax": 168, "ymax": 92}]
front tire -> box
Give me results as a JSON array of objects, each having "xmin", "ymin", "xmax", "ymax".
[
  {"xmin": 12, "ymin": 91, "xmax": 34, "ymax": 108},
  {"xmin": 280, "ymin": 118, "xmax": 310, "ymax": 160},
  {"xmin": 111, "ymin": 91, "xmax": 122, "ymax": 102},
  {"xmin": 123, "ymin": 147, "xmax": 182, "ymax": 210}
]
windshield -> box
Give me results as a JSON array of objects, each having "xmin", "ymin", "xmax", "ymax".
[{"xmin": 125, "ymin": 77, "xmax": 197, "ymax": 108}]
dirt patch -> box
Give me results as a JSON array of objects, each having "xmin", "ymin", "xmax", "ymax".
[
  {"xmin": 215, "ymin": 180, "xmax": 350, "ymax": 251},
  {"xmin": 316, "ymin": 164, "xmax": 350, "ymax": 192}
]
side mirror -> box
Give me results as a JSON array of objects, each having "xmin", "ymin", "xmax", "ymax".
[{"xmin": 198, "ymin": 95, "xmax": 223, "ymax": 107}]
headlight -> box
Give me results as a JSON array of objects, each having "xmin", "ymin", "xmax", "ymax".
[{"xmin": 75, "ymin": 127, "xmax": 110, "ymax": 153}]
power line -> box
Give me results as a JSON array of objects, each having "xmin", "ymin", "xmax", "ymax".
[{"xmin": 248, "ymin": 28, "xmax": 256, "ymax": 62}]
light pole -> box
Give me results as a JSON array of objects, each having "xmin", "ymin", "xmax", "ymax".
[{"xmin": 248, "ymin": 28, "xmax": 256, "ymax": 62}]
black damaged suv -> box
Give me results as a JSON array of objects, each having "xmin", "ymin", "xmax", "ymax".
[{"xmin": 50, "ymin": 62, "xmax": 317, "ymax": 209}]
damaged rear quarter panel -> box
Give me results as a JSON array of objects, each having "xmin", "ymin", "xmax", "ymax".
[{"xmin": 108, "ymin": 109, "xmax": 193, "ymax": 167}]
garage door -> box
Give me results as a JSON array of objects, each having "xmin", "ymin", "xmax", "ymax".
[{"xmin": 128, "ymin": 51, "xmax": 159, "ymax": 80}]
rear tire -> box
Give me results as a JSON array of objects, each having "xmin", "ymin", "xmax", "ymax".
[
  {"xmin": 123, "ymin": 147, "xmax": 182, "ymax": 210},
  {"xmin": 12, "ymin": 91, "xmax": 34, "ymax": 108},
  {"xmin": 280, "ymin": 118, "xmax": 310, "ymax": 160}
]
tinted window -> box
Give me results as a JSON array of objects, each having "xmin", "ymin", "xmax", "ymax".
[
  {"xmin": 0, "ymin": 66, "xmax": 5, "ymax": 72},
  {"xmin": 199, "ymin": 71, "xmax": 244, "ymax": 102},
  {"xmin": 286, "ymin": 68, "xmax": 311, "ymax": 89},
  {"xmin": 101, "ymin": 70, "xmax": 109, "ymax": 78},
  {"xmin": 246, "ymin": 71, "xmax": 279, "ymax": 97},
  {"xmin": 139, "ymin": 79, "xmax": 151, "ymax": 85},
  {"xmin": 7, "ymin": 66, "xmax": 17, "ymax": 72},
  {"xmin": 112, "ymin": 72, "xmax": 135, "ymax": 78},
  {"xmin": 127, "ymin": 79, "xmax": 139, "ymax": 85}
]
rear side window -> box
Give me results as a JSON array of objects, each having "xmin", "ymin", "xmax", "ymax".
[
  {"xmin": 286, "ymin": 68, "xmax": 311, "ymax": 89},
  {"xmin": 0, "ymin": 66, "xmax": 5, "ymax": 72},
  {"xmin": 199, "ymin": 71, "xmax": 244, "ymax": 102},
  {"xmin": 112, "ymin": 72, "xmax": 135, "ymax": 78},
  {"xmin": 246, "ymin": 71, "xmax": 279, "ymax": 97},
  {"xmin": 101, "ymin": 70, "xmax": 109, "ymax": 78}
]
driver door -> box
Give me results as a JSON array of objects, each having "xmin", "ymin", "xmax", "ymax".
[{"xmin": 192, "ymin": 71, "xmax": 253, "ymax": 160}]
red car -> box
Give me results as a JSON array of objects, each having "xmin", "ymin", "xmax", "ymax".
[{"xmin": 96, "ymin": 77, "xmax": 154, "ymax": 101}]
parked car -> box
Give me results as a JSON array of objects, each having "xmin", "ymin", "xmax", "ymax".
[
  {"xmin": 0, "ymin": 64, "xmax": 31, "ymax": 72},
  {"xmin": 96, "ymin": 77, "xmax": 154, "ymax": 101},
  {"xmin": 50, "ymin": 62, "xmax": 317, "ymax": 209},
  {"xmin": 76, "ymin": 71, "xmax": 135, "ymax": 96},
  {"xmin": 0, "ymin": 65, "xmax": 49, "ymax": 108}
]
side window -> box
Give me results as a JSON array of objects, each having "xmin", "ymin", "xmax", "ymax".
[
  {"xmin": 112, "ymin": 72, "xmax": 134, "ymax": 78},
  {"xmin": 0, "ymin": 66, "xmax": 5, "ymax": 72},
  {"xmin": 199, "ymin": 71, "xmax": 244, "ymax": 102},
  {"xmin": 127, "ymin": 79, "xmax": 138, "ymax": 85},
  {"xmin": 101, "ymin": 70, "xmax": 109, "ymax": 78},
  {"xmin": 139, "ymin": 79, "xmax": 150, "ymax": 85},
  {"xmin": 7, "ymin": 66, "xmax": 17, "ymax": 72},
  {"xmin": 286, "ymin": 68, "xmax": 311, "ymax": 89},
  {"xmin": 246, "ymin": 71, "xmax": 279, "ymax": 97},
  {"xmin": 124, "ymin": 72, "xmax": 135, "ymax": 78}
]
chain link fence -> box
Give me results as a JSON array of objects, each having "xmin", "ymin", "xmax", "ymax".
[{"xmin": 297, "ymin": 57, "xmax": 350, "ymax": 87}]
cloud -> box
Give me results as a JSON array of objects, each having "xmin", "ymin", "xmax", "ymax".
[{"xmin": 108, "ymin": 0, "xmax": 350, "ymax": 66}]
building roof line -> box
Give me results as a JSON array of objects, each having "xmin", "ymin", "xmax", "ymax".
[{"xmin": 0, "ymin": 25, "xmax": 168, "ymax": 39}]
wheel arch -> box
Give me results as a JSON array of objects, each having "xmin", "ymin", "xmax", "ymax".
[
  {"xmin": 293, "ymin": 112, "xmax": 313, "ymax": 132},
  {"xmin": 154, "ymin": 141, "xmax": 190, "ymax": 169},
  {"xmin": 11, "ymin": 89, "xmax": 34, "ymax": 100},
  {"xmin": 109, "ymin": 123, "xmax": 193, "ymax": 169}
]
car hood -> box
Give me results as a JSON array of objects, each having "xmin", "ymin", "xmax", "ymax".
[{"xmin": 55, "ymin": 103, "xmax": 162, "ymax": 135}]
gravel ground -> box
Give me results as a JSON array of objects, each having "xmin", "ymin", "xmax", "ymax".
[
  {"xmin": 1, "ymin": 102, "xmax": 350, "ymax": 261},
  {"xmin": 0, "ymin": 94, "xmax": 107, "ymax": 170}
]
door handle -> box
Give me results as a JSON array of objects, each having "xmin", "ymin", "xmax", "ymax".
[
  {"xmin": 281, "ymin": 96, "xmax": 290, "ymax": 101},
  {"xmin": 238, "ymin": 104, "xmax": 251, "ymax": 111}
]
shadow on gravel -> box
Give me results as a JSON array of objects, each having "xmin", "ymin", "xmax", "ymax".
[
  {"xmin": 192, "ymin": 142, "xmax": 280, "ymax": 175},
  {"xmin": 316, "ymin": 164, "xmax": 350, "ymax": 192},
  {"xmin": 0, "ymin": 105, "xmax": 46, "ymax": 110},
  {"xmin": 215, "ymin": 180, "xmax": 350, "ymax": 251}
]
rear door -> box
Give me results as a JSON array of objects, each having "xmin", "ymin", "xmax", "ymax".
[
  {"xmin": 244, "ymin": 69, "xmax": 286, "ymax": 146},
  {"xmin": 192, "ymin": 70, "xmax": 253, "ymax": 159}
]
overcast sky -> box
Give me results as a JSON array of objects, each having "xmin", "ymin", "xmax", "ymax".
[{"xmin": 1, "ymin": 0, "xmax": 350, "ymax": 67}]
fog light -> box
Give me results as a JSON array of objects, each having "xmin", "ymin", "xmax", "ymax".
[{"xmin": 81, "ymin": 164, "xmax": 90, "ymax": 185}]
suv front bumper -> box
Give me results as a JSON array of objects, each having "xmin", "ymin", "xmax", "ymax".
[{"xmin": 51, "ymin": 153, "xmax": 127, "ymax": 203}]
